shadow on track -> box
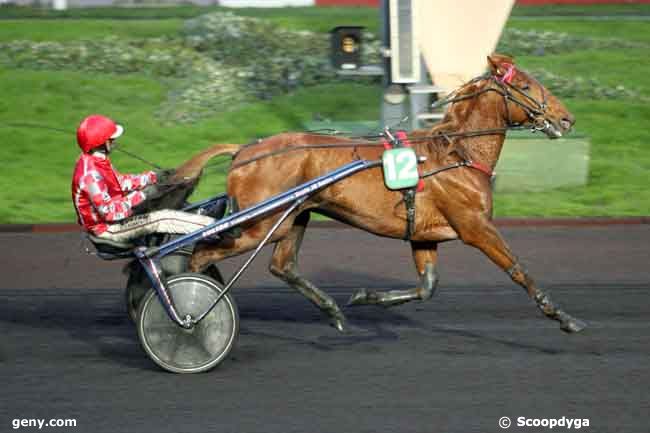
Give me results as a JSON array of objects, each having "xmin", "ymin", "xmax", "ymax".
[{"xmin": 0, "ymin": 290, "xmax": 157, "ymax": 371}]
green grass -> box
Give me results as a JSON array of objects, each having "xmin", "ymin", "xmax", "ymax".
[
  {"xmin": 0, "ymin": 67, "xmax": 380, "ymax": 223},
  {"xmin": 510, "ymin": 4, "xmax": 650, "ymax": 16},
  {"xmin": 0, "ymin": 5, "xmax": 207, "ymax": 19},
  {"xmin": 0, "ymin": 5, "xmax": 382, "ymax": 33},
  {"xmin": 508, "ymin": 19, "xmax": 650, "ymax": 43},
  {"xmin": 516, "ymin": 49, "xmax": 650, "ymax": 94},
  {"xmin": 496, "ymin": 99, "xmax": 650, "ymax": 216},
  {"xmin": 0, "ymin": 19, "xmax": 184, "ymax": 41},
  {"xmin": 0, "ymin": 6, "xmax": 649, "ymax": 222},
  {"xmin": 2, "ymin": 3, "xmax": 650, "ymax": 19},
  {"xmin": 498, "ymin": 17, "xmax": 650, "ymax": 216}
]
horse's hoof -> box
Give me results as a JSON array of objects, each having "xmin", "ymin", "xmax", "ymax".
[
  {"xmin": 347, "ymin": 289, "xmax": 369, "ymax": 306},
  {"xmin": 329, "ymin": 314, "xmax": 348, "ymax": 333},
  {"xmin": 560, "ymin": 316, "xmax": 587, "ymax": 334}
]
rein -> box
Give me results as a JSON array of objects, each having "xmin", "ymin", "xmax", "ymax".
[
  {"xmin": 420, "ymin": 160, "xmax": 493, "ymax": 179},
  {"xmin": 227, "ymin": 127, "xmax": 508, "ymax": 172},
  {"xmin": 228, "ymin": 70, "xmax": 551, "ymax": 171},
  {"xmin": 229, "ymin": 142, "xmax": 383, "ymax": 170},
  {"xmin": 0, "ymin": 122, "xmax": 164, "ymax": 170},
  {"xmin": 4, "ymin": 66, "xmax": 543, "ymax": 183}
]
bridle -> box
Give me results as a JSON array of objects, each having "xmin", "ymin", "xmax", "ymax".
[
  {"xmin": 495, "ymin": 64, "xmax": 553, "ymax": 134},
  {"xmin": 433, "ymin": 65, "xmax": 555, "ymax": 136}
]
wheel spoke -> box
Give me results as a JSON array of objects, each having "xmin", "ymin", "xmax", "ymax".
[{"xmin": 138, "ymin": 273, "xmax": 239, "ymax": 373}]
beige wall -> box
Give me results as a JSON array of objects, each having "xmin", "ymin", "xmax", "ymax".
[{"xmin": 416, "ymin": 0, "xmax": 515, "ymax": 91}]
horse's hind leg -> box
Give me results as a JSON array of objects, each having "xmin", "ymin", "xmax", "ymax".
[
  {"xmin": 348, "ymin": 241, "xmax": 439, "ymax": 307},
  {"xmin": 189, "ymin": 234, "xmax": 262, "ymax": 272},
  {"xmin": 456, "ymin": 216, "xmax": 586, "ymax": 333},
  {"xmin": 268, "ymin": 212, "xmax": 348, "ymax": 332}
]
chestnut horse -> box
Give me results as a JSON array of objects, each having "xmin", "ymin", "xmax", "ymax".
[{"xmin": 171, "ymin": 54, "xmax": 585, "ymax": 334}]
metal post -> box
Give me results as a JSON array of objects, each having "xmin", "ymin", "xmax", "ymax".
[
  {"xmin": 409, "ymin": 56, "xmax": 433, "ymax": 130},
  {"xmin": 381, "ymin": 0, "xmax": 409, "ymax": 129},
  {"xmin": 381, "ymin": 0, "xmax": 407, "ymax": 129},
  {"xmin": 52, "ymin": 0, "xmax": 67, "ymax": 11}
]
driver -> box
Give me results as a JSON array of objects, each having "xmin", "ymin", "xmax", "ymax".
[{"xmin": 71, "ymin": 114, "xmax": 215, "ymax": 243}]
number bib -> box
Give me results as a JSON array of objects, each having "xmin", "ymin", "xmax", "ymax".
[{"xmin": 382, "ymin": 147, "xmax": 419, "ymax": 190}]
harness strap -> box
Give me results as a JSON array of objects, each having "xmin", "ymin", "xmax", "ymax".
[
  {"xmin": 227, "ymin": 128, "xmax": 507, "ymax": 172},
  {"xmin": 231, "ymin": 142, "xmax": 382, "ymax": 170},
  {"xmin": 402, "ymin": 188, "xmax": 417, "ymax": 241},
  {"xmin": 467, "ymin": 161, "xmax": 494, "ymax": 177},
  {"xmin": 383, "ymin": 130, "xmax": 419, "ymax": 240},
  {"xmin": 420, "ymin": 160, "xmax": 494, "ymax": 179}
]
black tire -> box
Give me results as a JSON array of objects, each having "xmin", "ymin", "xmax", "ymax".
[
  {"xmin": 125, "ymin": 250, "xmax": 195, "ymax": 323},
  {"xmin": 137, "ymin": 273, "xmax": 239, "ymax": 374},
  {"xmin": 125, "ymin": 262, "xmax": 151, "ymax": 324}
]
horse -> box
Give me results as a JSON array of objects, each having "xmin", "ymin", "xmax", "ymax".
[{"xmin": 169, "ymin": 54, "xmax": 585, "ymax": 334}]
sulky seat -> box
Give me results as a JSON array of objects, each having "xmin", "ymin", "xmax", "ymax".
[{"xmin": 86, "ymin": 233, "xmax": 136, "ymax": 260}]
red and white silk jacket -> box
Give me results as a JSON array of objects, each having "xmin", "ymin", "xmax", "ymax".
[{"xmin": 72, "ymin": 152, "xmax": 157, "ymax": 234}]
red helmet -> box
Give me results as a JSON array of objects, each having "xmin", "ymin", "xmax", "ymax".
[{"xmin": 76, "ymin": 114, "xmax": 124, "ymax": 153}]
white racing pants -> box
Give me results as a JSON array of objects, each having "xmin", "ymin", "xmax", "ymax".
[{"xmin": 96, "ymin": 210, "xmax": 215, "ymax": 243}]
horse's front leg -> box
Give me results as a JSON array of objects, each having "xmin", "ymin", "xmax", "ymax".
[
  {"xmin": 455, "ymin": 215, "xmax": 586, "ymax": 333},
  {"xmin": 348, "ymin": 241, "xmax": 439, "ymax": 307}
]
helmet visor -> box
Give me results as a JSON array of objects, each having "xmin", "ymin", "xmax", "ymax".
[{"xmin": 110, "ymin": 124, "xmax": 124, "ymax": 140}]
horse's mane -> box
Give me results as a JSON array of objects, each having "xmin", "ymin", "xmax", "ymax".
[{"xmin": 409, "ymin": 78, "xmax": 493, "ymax": 163}]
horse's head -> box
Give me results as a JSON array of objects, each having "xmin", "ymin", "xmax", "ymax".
[{"xmin": 487, "ymin": 54, "xmax": 575, "ymax": 138}]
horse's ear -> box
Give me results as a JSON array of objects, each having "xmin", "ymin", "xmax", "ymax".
[
  {"xmin": 487, "ymin": 55, "xmax": 500, "ymax": 75},
  {"xmin": 487, "ymin": 53, "xmax": 515, "ymax": 76}
]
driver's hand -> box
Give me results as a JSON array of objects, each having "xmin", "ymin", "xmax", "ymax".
[
  {"xmin": 141, "ymin": 184, "xmax": 166, "ymax": 200},
  {"xmin": 154, "ymin": 168, "xmax": 176, "ymax": 184}
]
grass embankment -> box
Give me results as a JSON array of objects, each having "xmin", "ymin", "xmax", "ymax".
[
  {"xmin": 0, "ymin": 68, "xmax": 379, "ymax": 222},
  {"xmin": 0, "ymin": 5, "xmax": 648, "ymax": 222}
]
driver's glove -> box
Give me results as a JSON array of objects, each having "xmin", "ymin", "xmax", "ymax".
[{"xmin": 154, "ymin": 168, "xmax": 176, "ymax": 184}]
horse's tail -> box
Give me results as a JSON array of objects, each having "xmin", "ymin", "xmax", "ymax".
[{"xmin": 172, "ymin": 143, "xmax": 241, "ymax": 182}]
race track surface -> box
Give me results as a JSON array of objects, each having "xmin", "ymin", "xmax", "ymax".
[{"xmin": 1, "ymin": 225, "xmax": 648, "ymax": 433}]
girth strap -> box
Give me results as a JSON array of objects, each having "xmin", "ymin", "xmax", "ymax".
[
  {"xmin": 402, "ymin": 188, "xmax": 417, "ymax": 241},
  {"xmin": 384, "ymin": 130, "xmax": 419, "ymax": 241}
]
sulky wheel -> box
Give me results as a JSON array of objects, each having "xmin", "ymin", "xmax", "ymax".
[
  {"xmin": 125, "ymin": 251, "xmax": 224, "ymax": 323},
  {"xmin": 125, "ymin": 261, "xmax": 152, "ymax": 324},
  {"xmin": 137, "ymin": 273, "xmax": 239, "ymax": 374}
]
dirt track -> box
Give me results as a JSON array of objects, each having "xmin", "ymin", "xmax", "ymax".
[{"xmin": 1, "ymin": 225, "xmax": 648, "ymax": 433}]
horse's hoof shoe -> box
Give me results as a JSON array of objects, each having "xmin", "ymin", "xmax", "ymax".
[
  {"xmin": 330, "ymin": 315, "xmax": 348, "ymax": 333},
  {"xmin": 560, "ymin": 316, "xmax": 587, "ymax": 333}
]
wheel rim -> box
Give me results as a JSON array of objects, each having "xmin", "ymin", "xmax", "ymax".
[{"xmin": 138, "ymin": 274, "xmax": 239, "ymax": 373}]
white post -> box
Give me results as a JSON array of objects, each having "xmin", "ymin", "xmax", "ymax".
[
  {"xmin": 416, "ymin": 0, "xmax": 515, "ymax": 90},
  {"xmin": 53, "ymin": 0, "xmax": 68, "ymax": 11}
]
